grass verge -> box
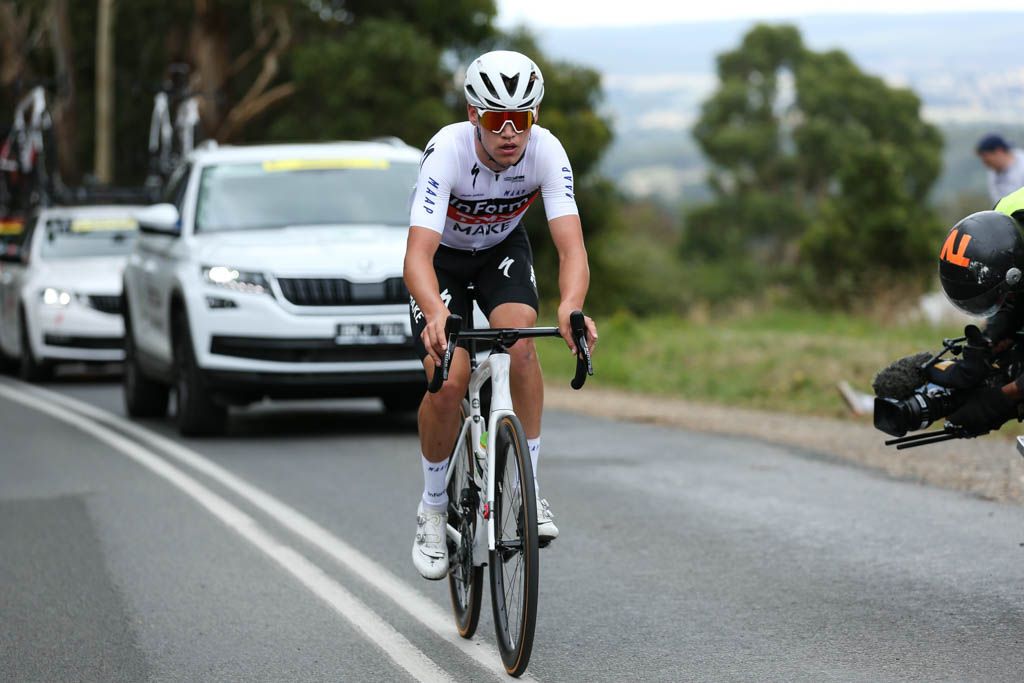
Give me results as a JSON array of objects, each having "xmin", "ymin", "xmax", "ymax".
[{"xmin": 539, "ymin": 309, "xmax": 965, "ymax": 419}]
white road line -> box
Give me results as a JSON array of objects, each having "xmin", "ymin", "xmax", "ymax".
[
  {"xmin": 11, "ymin": 381, "xmax": 541, "ymax": 683},
  {"xmin": 0, "ymin": 383, "xmax": 455, "ymax": 683}
]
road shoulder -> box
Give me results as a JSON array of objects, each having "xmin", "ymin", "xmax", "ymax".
[{"xmin": 546, "ymin": 384, "xmax": 1024, "ymax": 505}]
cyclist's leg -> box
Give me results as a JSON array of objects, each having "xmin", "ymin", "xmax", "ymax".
[
  {"xmin": 475, "ymin": 228, "xmax": 558, "ymax": 542},
  {"xmin": 474, "ymin": 227, "xmax": 543, "ymax": 441},
  {"xmin": 408, "ymin": 250, "xmax": 473, "ymax": 579},
  {"xmin": 488, "ymin": 303, "xmax": 541, "ymax": 439}
]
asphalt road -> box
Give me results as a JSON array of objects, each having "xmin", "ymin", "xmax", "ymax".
[{"xmin": 2, "ymin": 372, "xmax": 1024, "ymax": 682}]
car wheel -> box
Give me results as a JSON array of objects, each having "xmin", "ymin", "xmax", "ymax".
[
  {"xmin": 123, "ymin": 312, "xmax": 170, "ymax": 418},
  {"xmin": 18, "ymin": 309, "xmax": 52, "ymax": 382},
  {"xmin": 173, "ymin": 312, "xmax": 226, "ymax": 436}
]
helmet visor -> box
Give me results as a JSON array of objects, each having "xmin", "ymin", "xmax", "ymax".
[
  {"xmin": 477, "ymin": 108, "xmax": 535, "ymax": 134},
  {"xmin": 948, "ymin": 282, "xmax": 1010, "ymax": 317}
]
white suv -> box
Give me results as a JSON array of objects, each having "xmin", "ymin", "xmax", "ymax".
[{"xmin": 122, "ymin": 140, "xmax": 427, "ymax": 435}]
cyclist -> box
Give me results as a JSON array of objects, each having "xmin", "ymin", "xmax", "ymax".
[{"xmin": 404, "ymin": 50, "xmax": 598, "ymax": 579}]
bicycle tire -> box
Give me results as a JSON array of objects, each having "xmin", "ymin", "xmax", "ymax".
[
  {"xmin": 447, "ymin": 400, "xmax": 484, "ymax": 637},
  {"xmin": 488, "ymin": 414, "xmax": 539, "ymax": 677}
]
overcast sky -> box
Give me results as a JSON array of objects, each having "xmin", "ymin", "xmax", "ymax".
[{"xmin": 496, "ymin": 1, "xmax": 1024, "ymax": 28}]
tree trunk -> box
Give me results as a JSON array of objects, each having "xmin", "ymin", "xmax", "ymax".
[
  {"xmin": 49, "ymin": 0, "xmax": 78, "ymax": 184},
  {"xmin": 94, "ymin": 0, "xmax": 115, "ymax": 183}
]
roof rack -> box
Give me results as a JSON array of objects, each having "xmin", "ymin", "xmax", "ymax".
[{"xmin": 368, "ymin": 136, "xmax": 409, "ymax": 147}]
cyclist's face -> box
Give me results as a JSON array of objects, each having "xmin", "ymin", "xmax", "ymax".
[{"xmin": 468, "ymin": 105, "xmax": 534, "ymax": 168}]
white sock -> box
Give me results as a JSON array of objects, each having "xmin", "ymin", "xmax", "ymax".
[
  {"xmin": 421, "ymin": 454, "xmax": 448, "ymax": 512},
  {"xmin": 527, "ymin": 437, "xmax": 541, "ymax": 490}
]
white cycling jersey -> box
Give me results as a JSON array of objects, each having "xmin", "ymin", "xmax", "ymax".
[{"xmin": 409, "ymin": 121, "xmax": 578, "ymax": 251}]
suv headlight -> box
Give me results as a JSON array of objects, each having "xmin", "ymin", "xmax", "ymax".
[
  {"xmin": 201, "ymin": 266, "xmax": 270, "ymax": 294},
  {"xmin": 41, "ymin": 287, "xmax": 73, "ymax": 307}
]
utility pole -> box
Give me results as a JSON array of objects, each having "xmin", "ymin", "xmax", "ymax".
[{"xmin": 94, "ymin": 0, "xmax": 115, "ymax": 183}]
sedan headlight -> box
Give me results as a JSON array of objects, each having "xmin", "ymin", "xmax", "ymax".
[
  {"xmin": 201, "ymin": 266, "xmax": 270, "ymax": 294},
  {"xmin": 41, "ymin": 287, "xmax": 73, "ymax": 307}
]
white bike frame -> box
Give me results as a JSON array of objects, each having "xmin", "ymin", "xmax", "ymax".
[{"xmin": 444, "ymin": 351, "xmax": 516, "ymax": 566}]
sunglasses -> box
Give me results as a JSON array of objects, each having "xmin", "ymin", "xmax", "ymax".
[{"xmin": 476, "ymin": 108, "xmax": 537, "ymax": 134}]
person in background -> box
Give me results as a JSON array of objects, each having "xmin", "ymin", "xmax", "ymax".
[{"xmin": 977, "ymin": 133, "xmax": 1024, "ymax": 204}]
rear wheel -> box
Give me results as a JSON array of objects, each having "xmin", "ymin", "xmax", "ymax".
[
  {"xmin": 122, "ymin": 310, "xmax": 170, "ymax": 418},
  {"xmin": 447, "ymin": 400, "xmax": 484, "ymax": 638},
  {"xmin": 488, "ymin": 414, "xmax": 539, "ymax": 677},
  {"xmin": 173, "ymin": 313, "xmax": 226, "ymax": 436},
  {"xmin": 18, "ymin": 309, "xmax": 51, "ymax": 382}
]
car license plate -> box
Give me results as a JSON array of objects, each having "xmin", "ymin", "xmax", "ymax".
[{"xmin": 334, "ymin": 321, "xmax": 407, "ymax": 345}]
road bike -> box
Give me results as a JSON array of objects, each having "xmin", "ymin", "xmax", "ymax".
[{"xmin": 427, "ymin": 310, "xmax": 593, "ymax": 677}]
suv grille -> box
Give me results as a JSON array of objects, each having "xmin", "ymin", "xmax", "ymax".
[
  {"xmin": 87, "ymin": 294, "xmax": 123, "ymax": 315},
  {"xmin": 277, "ymin": 277, "xmax": 407, "ymax": 306}
]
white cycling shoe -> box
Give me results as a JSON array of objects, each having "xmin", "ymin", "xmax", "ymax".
[
  {"xmin": 412, "ymin": 502, "xmax": 448, "ymax": 580},
  {"xmin": 537, "ymin": 497, "xmax": 559, "ymax": 545}
]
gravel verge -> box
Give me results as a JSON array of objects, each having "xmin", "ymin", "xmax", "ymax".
[{"xmin": 546, "ymin": 385, "xmax": 1024, "ymax": 505}]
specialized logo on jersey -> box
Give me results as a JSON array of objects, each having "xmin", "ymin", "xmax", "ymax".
[
  {"xmin": 499, "ymin": 257, "xmax": 515, "ymax": 278},
  {"xmin": 446, "ymin": 190, "xmax": 540, "ymax": 225},
  {"xmin": 420, "ymin": 143, "xmax": 435, "ymax": 171},
  {"xmin": 471, "ymin": 163, "xmax": 480, "ymax": 188}
]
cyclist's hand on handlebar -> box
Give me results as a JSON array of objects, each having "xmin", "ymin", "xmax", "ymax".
[
  {"xmin": 557, "ymin": 303, "xmax": 597, "ymax": 354},
  {"xmin": 421, "ymin": 312, "xmax": 450, "ymax": 366}
]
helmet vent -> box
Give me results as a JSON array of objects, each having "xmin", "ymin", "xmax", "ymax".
[
  {"xmin": 501, "ymin": 73, "xmax": 520, "ymax": 97},
  {"xmin": 523, "ymin": 75, "xmax": 536, "ymax": 99},
  {"xmin": 479, "ymin": 72, "xmax": 501, "ymax": 100}
]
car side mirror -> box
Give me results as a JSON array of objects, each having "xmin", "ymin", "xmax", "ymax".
[{"xmin": 136, "ymin": 203, "xmax": 181, "ymax": 236}]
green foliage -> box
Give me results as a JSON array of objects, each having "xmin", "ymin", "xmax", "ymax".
[
  {"xmin": 687, "ymin": 23, "xmax": 944, "ymax": 308},
  {"xmin": 265, "ymin": 19, "xmax": 451, "ymax": 145}
]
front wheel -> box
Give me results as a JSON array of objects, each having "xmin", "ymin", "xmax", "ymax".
[
  {"xmin": 123, "ymin": 311, "xmax": 170, "ymax": 418},
  {"xmin": 18, "ymin": 309, "xmax": 51, "ymax": 382},
  {"xmin": 173, "ymin": 313, "xmax": 226, "ymax": 436},
  {"xmin": 488, "ymin": 414, "xmax": 539, "ymax": 677},
  {"xmin": 447, "ymin": 400, "xmax": 484, "ymax": 638}
]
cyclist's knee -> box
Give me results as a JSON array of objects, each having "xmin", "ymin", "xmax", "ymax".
[
  {"xmin": 423, "ymin": 375, "xmax": 468, "ymax": 412},
  {"xmin": 508, "ymin": 338, "xmax": 538, "ymax": 365}
]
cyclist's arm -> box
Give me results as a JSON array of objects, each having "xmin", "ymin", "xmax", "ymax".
[
  {"xmin": 404, "ymin": 226, "xmax": 449, "ymax": 365},
  {"xmin": 549, "ymin": 214, "xmax": 597, "ymax": 353}
]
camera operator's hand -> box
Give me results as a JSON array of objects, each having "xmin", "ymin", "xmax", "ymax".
[{"xmin": 947, "ymin": 387, "xmax": 1019, "ymax": 437}]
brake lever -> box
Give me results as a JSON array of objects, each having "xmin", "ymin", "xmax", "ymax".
[
  {"xmin": 569, "ymin": 310, "xmax": 593, "ymax": 390},
  {"xmin": 426, "ymin": 315, "xmax": 462, "ymax": 393}
]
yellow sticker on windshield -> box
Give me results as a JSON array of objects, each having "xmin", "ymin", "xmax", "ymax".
[
  {"xmin": 261, "ymin": 158, "xmax": 390, "ymax": 172},
  {"xmin": 70, "ymin": 218, "xmax": 138, "ymax": 232},
  {"xmin": 0, "ymin": 219, "xmax": 24, "ymax": 235}
]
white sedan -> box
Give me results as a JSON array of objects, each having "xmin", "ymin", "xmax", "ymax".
[{"xmin": 0, "ymin": 205, "xmax": 141, "ymax": 380}]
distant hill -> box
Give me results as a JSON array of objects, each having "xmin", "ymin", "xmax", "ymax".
[{"xmin": 531, "ymin": 12, "xmax": 1024, "ymax": 205}]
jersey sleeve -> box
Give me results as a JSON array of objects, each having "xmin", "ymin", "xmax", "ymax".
[
  {"xmin": 537, "ymin": 133, "xmax": 579, "ymax": 222},
  {"xmin": 409, "ymin": 134, "xmax": 457, "ymax": 233}
]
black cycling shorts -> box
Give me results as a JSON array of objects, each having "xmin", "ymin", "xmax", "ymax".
[{"xmin": 409, "ymin": 226, "xmax": 539, "ymax": 360}]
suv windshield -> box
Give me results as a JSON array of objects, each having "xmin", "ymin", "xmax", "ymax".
[
  {"xmin": 194, "ymin": 159, "xmax": 418, "ymax": 232},
  {"xmin": 39, "ymin": 216, "xmax": 137, "ymax": 259}
]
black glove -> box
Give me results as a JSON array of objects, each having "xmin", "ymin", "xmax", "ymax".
[{"xmin": 947, "ymin": 387, "xmax": 1019, "ymax": 437}]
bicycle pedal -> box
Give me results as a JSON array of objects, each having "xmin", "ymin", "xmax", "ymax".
[{"xmin": 538, "ymin": 537, "xmax": 553, "ymax": 549}]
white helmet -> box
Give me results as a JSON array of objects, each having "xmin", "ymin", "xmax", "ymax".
[{"xmin": 464, "ymin": 50, "xmax": 544, "ymax": 111}]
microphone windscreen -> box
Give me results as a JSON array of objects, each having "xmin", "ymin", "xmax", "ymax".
[{"xmin": 872, "ymin": 352, "xmax": 931, "ymax": 400}]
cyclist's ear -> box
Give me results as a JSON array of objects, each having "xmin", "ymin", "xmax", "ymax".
[{"xmin": 467, "ymin": 105, "xmax": 478, "ymax": 125}]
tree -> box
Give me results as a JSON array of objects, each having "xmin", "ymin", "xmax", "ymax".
[{"xmin": 686, "ymin": 24, "xmax": 943, "ymax": 306}]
